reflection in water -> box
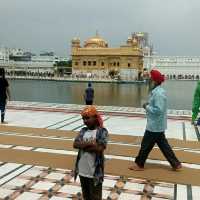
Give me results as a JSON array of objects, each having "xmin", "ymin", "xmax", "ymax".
[{"xmin": 9, "ymin": 79, "xmax": 197, "ymax": 110}]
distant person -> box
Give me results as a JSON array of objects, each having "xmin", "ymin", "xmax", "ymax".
[
  {"xmin": 129, "ymin": 69, "xmax": 182, "ymax": 171},
  {"xmin": 192, "ymin": 81, "xmax": 200, "ymax": 124},
  {"xmin": 84, "ymin": 82, "xmax": 94, "ymax": 105},
  {"xmin": 0, "ymin": 68, "xmax": 11, "ymax": 123},
  {"xmin": 73, "ymin": 106, "xmax": 108, "ymax": 200}
]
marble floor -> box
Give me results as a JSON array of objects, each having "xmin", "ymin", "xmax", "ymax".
[{"xmin": 0, "ymin": 101, "xmax": 198, "ymax": 200}]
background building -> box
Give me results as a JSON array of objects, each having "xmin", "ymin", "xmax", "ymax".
[
  {"xmin": 71, "ymin": 33, "xmax": 144, "ymax": 80},
  {"xmin": 0, "ymin": 47, "xmax": 69, "ymax": 77},
  {"xmin": 0, "ymin": 47, "xmax": 9, "ymax": 62},
  {"xmin": 144, "ymin": 56, "xmax": 200, "ymax": 80},
  {"xmin": 132, "ymin": 32, "xmax": 153, "ymax": 56}
]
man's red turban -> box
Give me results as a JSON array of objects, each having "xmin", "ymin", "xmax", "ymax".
[{"xmin": 150, "ymin": 69, "xmax": 165, "ymax": 84}]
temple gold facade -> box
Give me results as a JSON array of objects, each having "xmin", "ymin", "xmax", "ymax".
[{"xmin": 71, "ymin": 34, "xmax": 144, "ymax": 79}]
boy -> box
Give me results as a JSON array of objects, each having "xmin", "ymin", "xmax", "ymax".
[{"xmin": 73, "ymin": 106, "xmax": 108, "ymax": 200}]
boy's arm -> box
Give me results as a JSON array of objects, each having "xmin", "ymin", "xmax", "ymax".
[
  {"xmin": 84, "ymin": 128, "xmax": 108, "ymax": 154},
  {"xmin": 73, "ymin": 132, "xmax": 82, "ymax": 149},
  {"xmin": 73, "ymin": 131, "xmax": 94, "ymax": 149},
  {"xmin": 83, "ymin": 142, "xmax": 104, "ymax": 154},
  {"xmin": 73, "ymin": 140, "xmax": 94, "ymax": 149}
]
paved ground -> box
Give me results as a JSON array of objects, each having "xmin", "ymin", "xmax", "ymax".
[{"xmin": 0, "ymin": 101, "xmax": 198, "ymax": 200}]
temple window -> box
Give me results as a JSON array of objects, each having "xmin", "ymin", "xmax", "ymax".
[
  {"xmin": 93, "ymin": 61, "xmax": 96, "ymax": 66},
  {"xmin": 88, "ymin": 61, "xmax": 91, "ymax": 66},
  {"xmin": 83, "ymin": 61, "xmax": 86, "ymax": 66},
  {"xmin": 75, "ymin": 62, "xmax": 79, "ymax": 66},
  {"xmin": 101, "ymin": 62, "xmax": 104, "ymax": 66},
  {"xmin": 128, "ymin": 63, "xmax": 131, "ymax": 67}
]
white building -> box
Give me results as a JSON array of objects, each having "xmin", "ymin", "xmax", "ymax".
[
  {"xmin": 144, "ymin": 56, "xmax": 200, "ymax": 79},
  {"xmin": 0, "ymin": 47, "xmax": 9, "ymax": 61},
  {"xmin": 0, "ymin": 47, "xmax": 69, "ymax": 74}
]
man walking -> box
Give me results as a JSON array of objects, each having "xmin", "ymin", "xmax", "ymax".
[{"xmin": 129, "ymin": 69, "xmax": 182, "ymax": 171}]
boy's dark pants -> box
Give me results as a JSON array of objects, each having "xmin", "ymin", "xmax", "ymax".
[
  {"xmin": 79, "ymin": 176, "xmax": 102, "ymax": 200},
  {"xmin": 135, "ymin": 130, "xmax": 181, "ymax": 168}
]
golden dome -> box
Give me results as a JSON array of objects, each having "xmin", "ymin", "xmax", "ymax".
[{"xmin": 84, "ymin": 35, "xmax": 108, "ymax": 48}]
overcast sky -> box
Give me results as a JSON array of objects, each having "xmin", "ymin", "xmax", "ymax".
[{"xmin": 0, "ymin": 0, "xmax": 200, "ymax": 57}]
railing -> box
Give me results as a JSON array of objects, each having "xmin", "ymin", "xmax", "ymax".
[{"xmin": 6, "ymin": 75, "xmax": 120, "ymax": 82}]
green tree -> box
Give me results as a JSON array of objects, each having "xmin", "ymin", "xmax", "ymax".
[{"xmin": 54, "ymin": 60, "xmax": 72, "ymax": 76}]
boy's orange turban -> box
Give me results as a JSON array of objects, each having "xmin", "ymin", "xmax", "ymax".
[{"xmin": 81, "ymin": 106, "xmax": 103, "ymax": 127}]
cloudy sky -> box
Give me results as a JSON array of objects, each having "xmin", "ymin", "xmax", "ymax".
[{"xmin": 0, "ymin": 0, "xmax": 200, "ymax": 57}]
